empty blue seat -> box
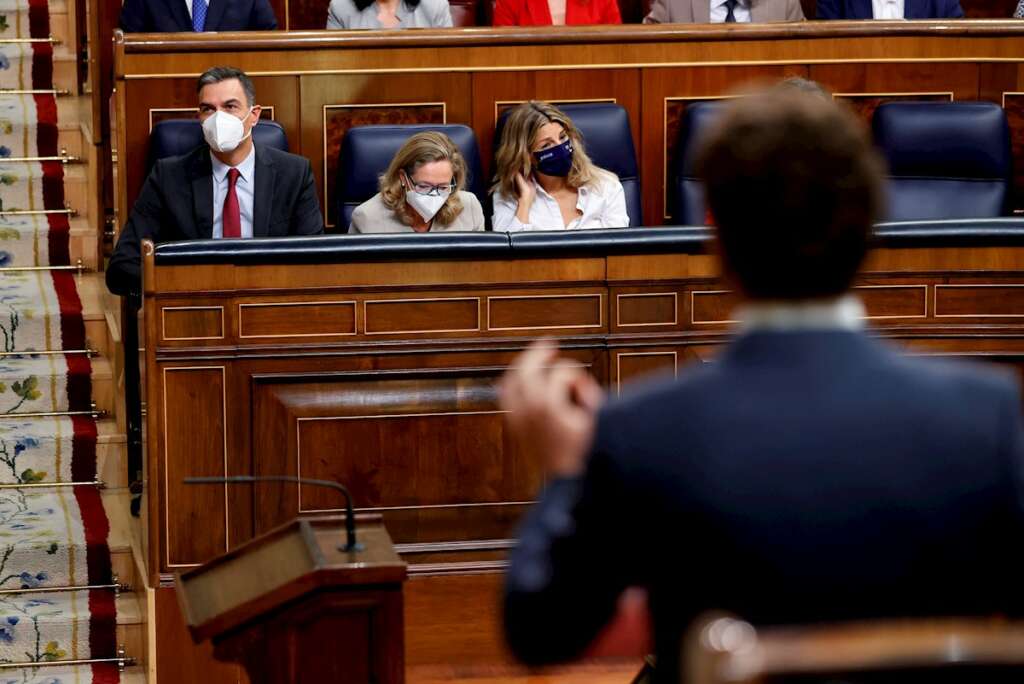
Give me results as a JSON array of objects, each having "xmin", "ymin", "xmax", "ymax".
[
  {"xmin": 335, "ymin": 124, "xmax": 485, "ymax": 233},
  {"xmin": 671, "ymin": 101, "xmax": 722, "ymax": 226},
  {"xmin": 872, "ymin": 101, "xmax": 1012, "ymax": 221},
  {"xmin": 495, "ymin": 102, "xmax": 641, "ymax": 227},
  {"xmin": 146, "ymin": 118, "xmax": 288, "ymax": 171}
]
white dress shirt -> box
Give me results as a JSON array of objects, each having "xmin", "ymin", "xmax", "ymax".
[
  {"xmin": 736, "ymin": 295, "xmax": 866, "ymax": 333},
  {"xmin": 710, "ymin": 0, "xmax": 751, "ymax": 21},
  {"xmin": 491, "ymin": 172, "xmax": 630, "ymax": 232},
  {"xmin": 210, "ymin": 145, "xmax": 256, "ymax": 240},
  {"xmin": 871, "ymin": 0, "xmax": 904, "ymax": 18}
]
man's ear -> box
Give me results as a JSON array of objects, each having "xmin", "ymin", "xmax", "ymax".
[{"xmin": 249, "ymin": 104, "xmax": 262, "ymax": 123}]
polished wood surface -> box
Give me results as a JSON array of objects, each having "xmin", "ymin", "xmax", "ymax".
[
  {"xmin": 114, "ymin": 23, "xmax": 1024, "ymax": 229},
  {"xmin": 686, "ymin": 615, "xmax": 1024, "ymax": 684},
  {"xmin": 177, "ymin": 516, "xmax": 406, "ymax": 684}
]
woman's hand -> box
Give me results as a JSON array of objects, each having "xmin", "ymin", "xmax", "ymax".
[{"xmin": 514, "ymin": 172, "xmax": 535, "ymax": 225}]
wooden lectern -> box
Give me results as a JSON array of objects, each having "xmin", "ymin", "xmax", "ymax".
[{"xmin": 176, "ymin": 515, "xmax": 407, "ymax": 684}]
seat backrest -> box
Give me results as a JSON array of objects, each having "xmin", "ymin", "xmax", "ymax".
[
  {"xmin": 146, "ymin": 119, "xmax": 289, "ymax": 173},
  {"xmin": 494, "ymin": 102, "xmax": 641, "ymax": 227},
  {"xmin": 671, "ymin": 100, "xmax": 722, "ymax": 226},
  {"xmin": 872, "ymin": 101, "xmax": 1012, "ymax": 222},
  {"xmin": 449, "ymin": 0, "xmax": 478, "ymax": 25},
  {"xmin": 335, "ymin": 124, "xmax": 485, "ymax": 232}
]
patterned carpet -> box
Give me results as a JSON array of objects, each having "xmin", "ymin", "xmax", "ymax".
[{"xmin": 0, "ymin": 0, "xmax": 119, "ymax": 681}]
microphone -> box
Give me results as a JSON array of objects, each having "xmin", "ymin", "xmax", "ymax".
[{"xmin": 183, "ymin": 475, "xmax": 363, "ymax": 552}]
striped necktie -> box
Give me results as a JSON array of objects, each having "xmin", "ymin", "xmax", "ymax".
[{"xmin": 192, "ymin": 0, "xmax": 208, "ymax": 31}]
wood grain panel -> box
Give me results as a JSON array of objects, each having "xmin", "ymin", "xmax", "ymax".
[
  {"xmin": 810, "ymin": 63, "xmax": 979, "ymax": 102},
  {"xmin": 615, "ymin": 291, "xmax": 679, "ymax": 328},
  {"xmin": 691, "ymin": 289, "xmax": 739, "ymax": 325},
  {"xmin": 155, "ymin": 586, "xmax": 243, "ymax": 684},
  {"xmin": 365, "ymin": 297, "xmax": 480, "ymax": 334},
  {"xmin": 856, "ymin": 285, "xmax": 928, "ymax": 319},
  {"xmin": 238, "ymin": 301, "xmax": 356, "ymax": 338},
  {"xmin": 616, "ymin": 351, "xmax": 678, "ymax": 394},
  {"xmin": 642, "ymin": 65, "xmax": 808, "ymax": 224},
  {"xmin": 162, "ymin": 306, "xmax": 225, "ymax": 341},
  {"xmin": 935, "ymin": 284, "xmax": 1024, "ymax": 317},
  {"xmin": 163, "ymin": 366, "xmax": 227, "ymax": 567},
  {"xmin": 1003, "ymin": 93, "xmax": 1024, "ymax": 211},
  {"xmin": 487, "ymin": 294, "xmax": 603, "ymax": 331},
  {"xmin": 299, "ymin": 73, "xmax": 472, "ymax": 231}
]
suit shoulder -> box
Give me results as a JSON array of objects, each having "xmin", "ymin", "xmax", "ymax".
[{"xmin": 889, "ymin": 352, "xmax": 1020, "ymax": 404}]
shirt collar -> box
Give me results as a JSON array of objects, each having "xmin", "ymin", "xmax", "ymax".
[
  {"xmin": 715, "ymin": 0, "xmax": 748, "ymax": 8},
  {"xmin": 210, "ymin": 143, "xmax": 256, "ymax": 184},
  {"xmin": 736, "ymin": 294, "xmax": 865, "ymax": 333}
]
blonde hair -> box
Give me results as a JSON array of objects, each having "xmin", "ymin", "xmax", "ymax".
[
  {"xmin": 491, "ymin": 101, "xmax": 605, "ymax": 200},
  {"xmin": 380, "ymin": 131, "xmax": 467, "ymax": 227}
]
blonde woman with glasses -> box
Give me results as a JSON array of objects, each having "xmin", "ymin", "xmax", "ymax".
[
  {"xmin": 350, "ymin": 131, "xmax": 485, "ymax": 233},
  {"xmin": 491, "ymin": 101, "xmax": 629, "ymax": 232}
]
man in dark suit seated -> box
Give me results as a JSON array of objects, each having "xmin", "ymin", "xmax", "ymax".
[
  {"xmin": 107, "ymin": 66, "xmax": 324, "ymax": 297},
  {"xmin": 499, "ymin": 87, "xmax": 1024, "ymax": 684},
  {"xmin": 816, "ymin": 0, "xmax": 962, "ymax": 19},
  {"xmin": 119, "ymin": 0, "xmax": 278, "ymax": 32}
]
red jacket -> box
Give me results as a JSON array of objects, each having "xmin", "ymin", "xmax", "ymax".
[{"xmin": 493, "ymin": 0, "xmax": 621, "ymax": 25}]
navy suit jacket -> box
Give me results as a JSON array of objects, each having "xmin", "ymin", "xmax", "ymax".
[
  {"xmin": 816, "ymin": 0, "xmax": 962, "ymax": 17},
  {"xmin": 119, "ymin": 0, "xmax": 278, "ymax": 32},
  {"xmin": 504, "ymin": 330, "xmax": 1024, "ymax": 684},
  {"xmin": 107, "ymin": 143, "xmax": 323, "ymax": 296}
]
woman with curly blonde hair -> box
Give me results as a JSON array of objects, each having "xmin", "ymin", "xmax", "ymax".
[
  {"xmin": 491, "ymin": 101, "xmax": 628, "ymax": 232},
  {"xmin": 350, "ymin": 131, "xmax": 485, "ymax": 233}
]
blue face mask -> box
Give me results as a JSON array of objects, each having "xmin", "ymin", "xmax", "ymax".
[{"xmin": 534, "ymin": 139, "xmax": 574, "ymax": 177}]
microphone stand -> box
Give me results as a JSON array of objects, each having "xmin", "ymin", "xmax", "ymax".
[{"xmin": 184, "ymin": 475, "xmax": 363, "ymax": 552}]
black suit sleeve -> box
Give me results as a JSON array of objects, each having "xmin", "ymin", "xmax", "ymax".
[
  {"xmin": 290, "ymin": 159, "xmax": 325, "ymax": 236},
  {"xmin": 815, "ymin": 0, "xmax": 841, "ymax": 18},
  {"xmin": 118, "ymin": 0, "xmax": 149, "ymax": 31},
  {"xmin": 106, "ymin": 162, "xmax": 167, "ymax": 297},
  {"xmin": 943, "ymin": 0, "xmax": 964, "ymax": 17},
  {"xmin": 250, "ymin": 0, "xmax": 279, "ymax": 29},
  {"xmin": 503, "ymin": 413, "xmax": 635, "ymax": 666}
]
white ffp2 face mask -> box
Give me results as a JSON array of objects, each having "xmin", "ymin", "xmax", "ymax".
[
  {"xmin": 202, "ymin": 109, "xmax": 252, "ymax": 154},
  {"xmin": 405, "ymin": 190, "xmax": 448, "ymax": 223}
]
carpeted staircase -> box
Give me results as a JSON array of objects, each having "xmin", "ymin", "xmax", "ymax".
[{"xmin": 0, "ymin": 0, "xmax": 139, "ymax": 682}]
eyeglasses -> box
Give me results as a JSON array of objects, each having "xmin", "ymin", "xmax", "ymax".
[{"xmin": 407, "ymin": 180, "xmax": 456, "ymax": 197}]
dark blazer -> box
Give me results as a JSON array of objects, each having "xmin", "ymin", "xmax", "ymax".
[
  {"xmin": 107, "ymin": 143, "xmax": 324, "ymax": 296},
  {"xmin": 816, "ymin": 0, "xmax": 962, "ymax": 18},
  {"xmin": 505, "ymin": 330, "xmax": 1024, "ymax": 684},
  {"xmin": 119, "ymin": 0, "xmax": 278, "ymax": 32}
]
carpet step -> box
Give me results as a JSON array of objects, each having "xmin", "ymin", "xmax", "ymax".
[
  {"xmin": 0, "ymin": 45, "xmax": 77, "ymax": 96},
  {"xmin": 0, "ymin": 588, "xmax": 119, "ymax": 665},
  {"xmin": 0, "ymin": 160, "xmax": 87, "ymax": 215},
  {"xmin": 0, "ymin": 0, "xmax": 70, "ymax": 45}
]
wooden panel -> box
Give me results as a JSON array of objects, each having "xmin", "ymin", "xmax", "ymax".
[
  {"xmin": 238, "ymin": 300, "xmax": 357, "ymax": 338},
  {"xmin": 163, "ymin": 366, "xmax": 228, "ymax": 567},
  {"xmin": 364, "ymin": 297, "xmax": 480, "ymax": 335},
  {"xmin": 405, "ymin": 573, "xmax": 508, "ymax": 666},
  {"xmin": 615, "ymin": 351, "xmax": 678, "ymax": 394},
  {"xmin": 471, "ymin": 69, "xmax": 642, "ymax": 182},
  {"xmin": 162, "ymin": 306, "xmax": 225, "ymax": 341},
  {"xmin": 615, "ymin": 291, "xmax": 680, "ymax": 329},
  {"xmin": 935, "ymin": 284, "xmax": 1024, "ymax": 317},
  {"xmin": 1003, "ymin": 92, "xmax": 1024, "ymax": 211},
  {"xmin": 299, "ymin": 73, "xmax": 472, "ymax": 230},
  {"xmin": 856, "ymin": 285, "xmax": 928, "ymax": 319},
  {"xmin": 691, "ymin": 289, "xmax": 739, "ymax": 325},
  {"xmin": 155, "ymin": 586, "xmax": 243, "ymax": 684},
  {"xmin": 487, "ymin": 294, "xmax": 604, "ymax": 331},
  {"xmin": 642, "ymin": 65, "xmax": 808, "ymax": 225}
]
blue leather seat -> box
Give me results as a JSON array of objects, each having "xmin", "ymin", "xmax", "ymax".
[
  {"xmin": 494, "ymin": 103, "xmax": 641, "ymax": 228},
  {"xmin": 146, "ymin": 118, "xmax": 289, "ymax": 171},
  {"xmin": 873, "ymin": 102, "xmax": 1012, "ymax": 221},
  {"xmin": 671, "ymin": 101, "xmax": 722, "ymax": 226},
  {"xmin": 335, "ymin": 124, "xmax": 485, "ymax": 233}
]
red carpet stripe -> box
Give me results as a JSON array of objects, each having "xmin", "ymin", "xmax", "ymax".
[
  {"xmin": 29, "ymin": 42, "xmax": 53, "ymax": 91},
  {"xmin": 27, "ymin": 0, "xmax": 51, "ymax": 40}
]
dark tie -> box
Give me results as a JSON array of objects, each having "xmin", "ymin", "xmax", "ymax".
[
  {"xmin": 724, "ymin": 0, "xmax": 738, "ymax": 21},
  {"xmin": 192, "ymin": 0, "xmax": 208, "ymax": 31},
  {"xmin": 222, "ymin": 168, "xmax": 241, "ymax": 239}
]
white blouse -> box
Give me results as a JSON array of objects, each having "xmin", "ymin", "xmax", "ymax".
[{"xmin": 491, "ymin": 172, "xmax": 630, "ymax": 232}]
